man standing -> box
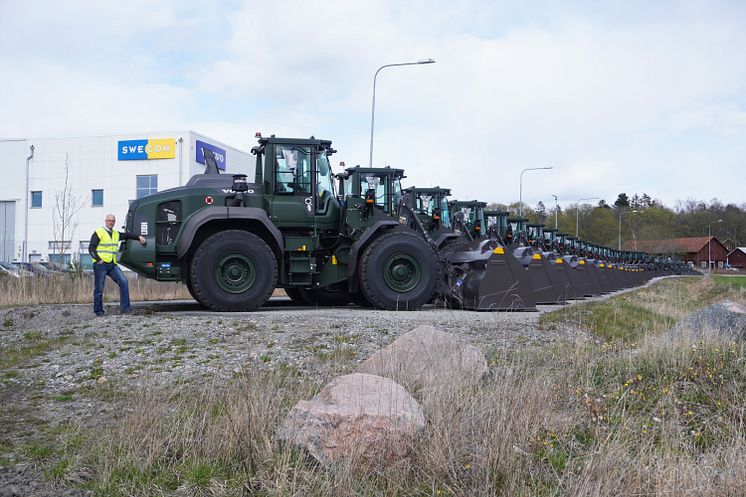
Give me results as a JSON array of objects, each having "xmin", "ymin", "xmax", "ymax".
[{"xmin": 89, "ymin": 214, "xmax": 146, "ymax": 316}]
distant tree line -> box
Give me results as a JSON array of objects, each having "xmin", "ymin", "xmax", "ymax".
[{"xmin": 489, "ymin": 193, "xmax": 746, "ymax": 249}]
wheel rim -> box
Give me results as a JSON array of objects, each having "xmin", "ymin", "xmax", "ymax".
[
  {"xmin": 215, "ymin": 253, "xmax": 256, "ymax": 293},
  {"xmin": 382, "ymin": 253, "xmax": 421, "ymax": 293}
]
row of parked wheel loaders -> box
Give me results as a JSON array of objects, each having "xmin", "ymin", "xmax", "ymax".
[{"xmin": 118, "ymin": 135, "xmax": 698, "ymax": 312}]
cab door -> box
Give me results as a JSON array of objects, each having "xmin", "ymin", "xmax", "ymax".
[{"xmin": 268, "ymin": 144, "xmax": 315, "ymax": 227}]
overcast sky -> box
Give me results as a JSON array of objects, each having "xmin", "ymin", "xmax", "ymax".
[{"xmin": 2, "ymin": 0, "xmax": 744, "ymax": 209}]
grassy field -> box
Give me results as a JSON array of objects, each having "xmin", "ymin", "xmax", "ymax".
[
  {"xmin": 6, "ymin": 275, "xmax": 746, "ymax": 496},
  {"xmin": 0, "ymin": 273, "xmax": 191, "ymax": 307}
]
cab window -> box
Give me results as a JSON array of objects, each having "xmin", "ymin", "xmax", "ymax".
[{"xmin": 275, "ymin": 145, "xmax": 311, "ymax": 194}]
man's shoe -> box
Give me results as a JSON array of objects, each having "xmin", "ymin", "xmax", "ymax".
[
  {"xmin": 95, "ymin": 312, "xmax": 105, "ymax": 317},
  {"xmin": 120, "ymin": 308, "xmax": 133, "ymax": 314}
]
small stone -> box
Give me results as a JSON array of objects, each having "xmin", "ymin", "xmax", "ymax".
[{"xmin": 97, "ymin": 376, "xmax": 107, "ymax": 384}]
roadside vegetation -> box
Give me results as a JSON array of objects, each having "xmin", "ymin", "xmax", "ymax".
[
  {"xmin": 0, "ymin": 273, "xmax": 190, "ymax": 307},
  {"xmin": 3, "ymin": 276, "xmax": 746, "ymax": 496}
]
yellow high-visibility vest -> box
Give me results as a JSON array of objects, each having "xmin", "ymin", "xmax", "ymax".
[{"xmin": 95, "ymin": 227, "xmax": 120, "ymax": 264}]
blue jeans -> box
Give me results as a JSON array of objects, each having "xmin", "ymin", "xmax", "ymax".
[{"xmin": 93, "ymin": 262, "xmax": 130, "ymax": 315}]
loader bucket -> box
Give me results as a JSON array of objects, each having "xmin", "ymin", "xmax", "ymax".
[
  {"xmin": 564, "ymin": 256, "xmax": 599, "ymax": 296},
  {"xmin": 557, "ymin": 255, "xmax": 590, "ymax": 298},
  {"xmin": 513, "ymin": 247, "xmax": 567, "ymax": 304},
  {"xmin": 543, "ymin": 252, "xmax": 581, "ymax": 300},
  {"xmin": 446, "ymin": 240, "xmax": 537, "ymax": 311},
  {"xmin": 588, "ymin": 260, "xmax": 612, "ymax": 293}
]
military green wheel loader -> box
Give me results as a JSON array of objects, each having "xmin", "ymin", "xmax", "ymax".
[{"xmin": 119, "ymin": 135, "xmax": 438, "ymax": 311}]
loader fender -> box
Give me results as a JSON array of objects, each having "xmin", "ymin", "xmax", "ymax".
[
  {"xmin": 347, "ymin": 220, "xmax": 399, "ymax": 291},
  {"xmin": 176, "ymin": 206, "xmax": 284, "ymax": 259}
]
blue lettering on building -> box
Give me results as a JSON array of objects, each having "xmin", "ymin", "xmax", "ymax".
[
  {"xmin": 196, "ymin": 140, "xmax": 227, "ymax": 170},
  {"xmin": 118, "ymin": 139, "xmax": 148, "ymax": 160}
]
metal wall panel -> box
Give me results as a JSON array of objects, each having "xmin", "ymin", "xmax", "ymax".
[{"xmin": 0, "ymin": 201, "xmax": 16, "ymax": 262}]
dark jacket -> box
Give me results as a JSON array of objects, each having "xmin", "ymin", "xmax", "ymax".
[{"xmin": 88, "ymin": 228, "xmax": 140, "ymax": 263}]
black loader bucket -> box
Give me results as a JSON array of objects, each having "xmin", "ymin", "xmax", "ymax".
[
  {"xmin": 513, "ymin": 247, "xmax": 567, "ymax": 305},
  {"xmin": 446, "ymin": 240, "xmax": 537, "ymax": 311}
]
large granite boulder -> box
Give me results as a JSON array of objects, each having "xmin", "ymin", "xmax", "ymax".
[
  {"xmin": 355, "ymin": 325, "xmax": 488, "ymax": 394},
  {"xmin": 277, "ymin": 373, "xmax": 424, "ymax": 468},
  {"xmin": 666, "ymin": 300, "xmax": 746, "ymax": 341}
]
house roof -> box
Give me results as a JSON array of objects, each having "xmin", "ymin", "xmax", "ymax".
[
  {"xmin": 622, "ymin": 237, "xmax": 718, "ymax": 254},
  {"xmin": 728, "ymin": 247, "xmax": 746, "ymax": 256}
]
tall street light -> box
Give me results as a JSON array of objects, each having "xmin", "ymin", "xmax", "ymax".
[
  {"xmin": 708, "ymin": 219, "xmax": 723, "ymax": 272},
  {"xmin": 618, "ymin": 209, "xmax": 639, "ymax": 250},
  {"xmin": 575, "ymin": 197, "xmax": 599, "ymax": 237},
  {"xmin": 369, "ymin": 58, "xmax": 435, "ymax": 167},
  {"xmin": 519, "ymin": 166, "xmax": 553, "ymax": 217}
]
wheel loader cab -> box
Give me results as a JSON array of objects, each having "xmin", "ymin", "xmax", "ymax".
[
  {"xmin": 341, "ymin": 166, "xmax": 406, "ymax": 216},
  {"xmin": 404, "ymin": 187, "xmax": 453, "ymax": 234},
  {"xmin": 266, "ymin": 139, "xmax": 339, "ymax": 229}
]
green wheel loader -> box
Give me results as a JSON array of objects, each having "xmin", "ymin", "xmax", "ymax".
[{"xmin": 119, "ymin": 135, "xmax": 438, "ymax": 311}]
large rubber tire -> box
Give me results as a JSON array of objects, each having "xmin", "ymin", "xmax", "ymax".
[
  {"xmin": 190, "ymin": 230, "xmax": 277, "ymax": 311},
  {"xmin": 185, "ymin": 276, "xmax": 201, "ymax": 304},
  {"xmin": 298, "ymin": 283, "xmax": 350, "ymax": 307},
  {"xmin": 284, "ymin": 287, "xmax": 311, "ymax": 305},
  {"xmin": 358, "ymin": 229, "xmax": 438, "ymax": 310}
]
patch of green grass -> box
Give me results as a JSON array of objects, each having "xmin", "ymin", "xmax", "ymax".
[
  {"xmin": 47, "ymin": 458, "xmax": 71, "ymax": 479},
  {"xmin": 541, "ymin": 297, "xmax": 674, "ymax": 343},
  {"xmin": 3, "ymin": 316, "xmax": 14, "ymax": 328},
  {"xmin": 333, "ymin": 333, "xmax": 358, "ymax": 344},
  {"xmin": 713, "ymin": 274, "xmax": 746, "ymax": 288},
  {"xmin": 573, "ymin": 338, "xmax": 746, "ymax": 452},
  {"xmin": 89, "ymin": 357, "xmax": 104, "ymax": 380},
  {"xmin": 540, "ymin": 277, "xmax": 742, "ymax": 343},
  {"xmin": 0, "ymin": 337, "xmax": 69, "ymax": 370},
  {"xmin": 22, "ymin": 330, "xmax": 44, "ymax": 341},
  {"xmin": 54, "ymin": 393, "xmax": 74, "ymax": 402},
  {"xmin": 21, "ymin": 442, "xmax": 55, "ymax": 460},
  {"xmin": 182, "ymin": 460, "xmax": 216, "ymax": 488}
]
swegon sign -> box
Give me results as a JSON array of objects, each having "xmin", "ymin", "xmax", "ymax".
[{"xmin": 118, "ymin": 138, "xmax": 176, "ymax": 160}]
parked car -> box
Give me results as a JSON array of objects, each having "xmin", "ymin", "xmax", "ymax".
[
  {"xmin": 39, "ymin": 261, "xmax": 70, "ymax": 272},
  {"xmin": 12, "ymin": 262, "xmax": 53, "ymax": 276},
  {"xmin": 0, "ymin": 261, "xmax": 33, "ymax": 278}
]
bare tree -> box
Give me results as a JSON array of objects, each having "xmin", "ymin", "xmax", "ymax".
[{"xmin": 52, "ymin": 154, "xmax": 86, "ymax": 268}]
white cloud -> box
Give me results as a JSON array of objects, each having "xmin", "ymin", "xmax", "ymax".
[{"xmin": 1, "ymin": 0, "xmax": 745, "ymax": 207}]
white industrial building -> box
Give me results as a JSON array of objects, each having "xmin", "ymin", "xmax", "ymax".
[{"xmin": 0, "ymin": 131, "xmax": 253, "ymax": 267}]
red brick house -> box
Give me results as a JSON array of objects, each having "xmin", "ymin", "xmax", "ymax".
[
  {"xmin": 727, "ymin": 247, "xmax": 746, "ymax": 270},
  {"xmin": 623, "ymin": 237, "xmax": 729, "ymax": 270}
]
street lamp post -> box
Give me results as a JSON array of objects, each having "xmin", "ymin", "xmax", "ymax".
[
  {"xmin": 575, "ymin": 197, "xmax": 599, "ymax": 237},
  {"xmin": 708, "ymin": 219, "xmax": 723, "ymax": 272},
  {"xmin": 369, "ymin": 58, "xmax": 435, "ymax": 167},
  {"xmin": 618, "ymin": 209, "xmax": 639, "ymax": 250},
  {"xmin": 552, "ymin": 194, "xmax": 558, "ymax": 230},
  {"xmin": 519, "ymin": 166, "xmax": 553, "ymax": 217}
]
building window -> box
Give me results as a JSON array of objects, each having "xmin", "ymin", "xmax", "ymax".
[
  {"xmin": 92, "ymin": 189, "xmax": 104, "ymax": 207},
  {"xmin": 31, "ymin": 191, "xmax": 42, "ymax": 208},
  {"xmin": 136, "ymin": 175, "xmax": 158, "ymax": 199}
]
